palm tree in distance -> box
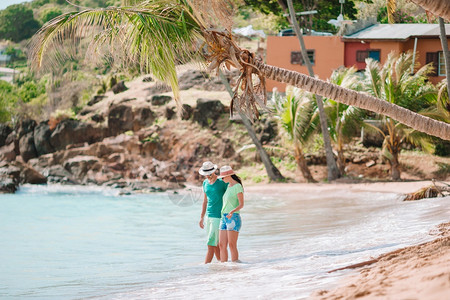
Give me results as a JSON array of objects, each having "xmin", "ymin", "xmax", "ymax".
[
  {"xmin": 362, "ymin": 52, "xmax": 437, "ymax": 180},
  {"xmin": 30, "ymin": 0, "xmax": 450, "ymax": 141}
]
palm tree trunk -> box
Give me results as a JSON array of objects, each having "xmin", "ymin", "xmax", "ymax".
[
  {"xmin": 409, "ymin": 0, "xmax": 450, "ymax": 21},
  {"xmin": 286, "ymin": 0, "xmax": 341, "ymax": 181},
  {"xmin": 219, "ymin": 71, "xmax": 285, "ymax": 181},
  {"xmin": 337, "ymin": 141, "xmax": 346, "ymax": 175},
  {"xmin": 254, "ymin": 61, "xmax": 450, "ymax": 141},
  {"xmin": 438, "ymin": 17, "xmax": 450, "ymax": 101},
  {"xmin": 295, "ymin": 146, "xmax": 316, "ymax": 183},
  {"xmin": 389, "ymin": 150, "xmax": 401, "ymax": 180}
]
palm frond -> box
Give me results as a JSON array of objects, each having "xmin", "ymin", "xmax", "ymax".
[{"xmin": 29, "ymin": 1, "xmax": 202, "ymax": 108}]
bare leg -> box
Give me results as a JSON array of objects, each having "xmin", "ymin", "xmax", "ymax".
[
  {"xmin": 213, "ymin": 245, "xmax": 221, "ymax": 261},
  {"xmin": 205, "ymin": 245, "xmax": 216, "ymax": 264},
  {"xmin": 219, "ymin": 230, "xmax": 228, "ymax": 262},
  {"xmin": 227, "ymin": 230, "xmax": 239, "ymax": 262}
]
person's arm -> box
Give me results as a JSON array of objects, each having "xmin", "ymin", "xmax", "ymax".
[
  {"xmin": 227, "ymin": 192, "xmax": 244, "ymax": 218},
  {"xmin": 199, "ymin": 193, "xmax": 207, "ymax": 229}
]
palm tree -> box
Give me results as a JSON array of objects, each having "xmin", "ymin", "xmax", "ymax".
[
  {"xmin": 272, "ymin": 86, "xmax": 318, "ymax": 182},
  {"xmin": 323, "ymin": 67, "xmax": 364, "ymax": 174},
  {"xmin": 30, "ymin": 0, "xmax": 450, "ymax": 141},
  {"xmin": 285, "ymin": 0, "xmax": 341, "ymax": 181},
  {"xmin": 362, "ymin": 52, "xmax": 437, "ymax": 180}
]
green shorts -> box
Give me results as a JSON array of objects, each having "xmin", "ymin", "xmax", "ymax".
[{"xmin": 205, "ymin": 217, "xmax": 221, "ymax": 246}]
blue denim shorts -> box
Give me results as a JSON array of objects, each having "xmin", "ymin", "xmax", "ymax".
[{"xmin": 219, "ymin": 213, "xmax": 242, "ymax": 232}]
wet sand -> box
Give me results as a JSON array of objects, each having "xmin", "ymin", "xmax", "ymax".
[
  {"xmin": 247, "ymin": 181, "xmax": 450, "ymax": 300},
  {"xmin": 311, "ymin": 222, "xmax": 450, "ymax": 300}
]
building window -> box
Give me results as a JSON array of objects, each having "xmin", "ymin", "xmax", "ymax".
[
  {"xmin": 438, "ymin": 51, "xmax": 446, "ymax": 76},
  {"xmin": 356, "ymin": 49, "xmax": 380, "ymax": 62},
  {"xmin": 291, "ymin": 50, "xmax": 315, "ymax": 65},
  {"xmin": 426, "ymin": 52, "xmax": 439, "ymax": 76}
]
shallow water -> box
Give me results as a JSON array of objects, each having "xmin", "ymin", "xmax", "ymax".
[{"xmin": 1, "ymin": 184, "xmax": 449, "ymax": 299}]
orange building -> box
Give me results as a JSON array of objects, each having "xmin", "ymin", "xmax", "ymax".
[
  {"xmin": 265, "ymin": 24, "xmax": 450, "ymax": 92},
  {"xmin": 266, "ymin": 35, "xmax": 344, "ymax": 92}
]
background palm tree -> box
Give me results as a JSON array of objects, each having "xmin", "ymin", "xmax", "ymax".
[
  {"xmin": 30, "ymin": 0, "xmax": 450, "ymax": 141},
  {"xmin": 408, "ymin": 0, "xmax": 450, "ymax": 20},
  {"xmin": 272, "ymin": 86, "xmax": 318, "ymax": 182},
  {"xmin": 323, "ymin": 67, "xmax": 364, "ymax": 174},
  {"xmin": 285, "ymin": 0, "xmax": 341, "ymax": 181},
  {"xmin": 362, "ymin": 52, "xmax": 437, "ymax": 179}
]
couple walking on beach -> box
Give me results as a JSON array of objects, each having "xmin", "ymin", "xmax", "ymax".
[{"xmin": 199, "ymin": 161, "xmax": 244, "ymax": 264}]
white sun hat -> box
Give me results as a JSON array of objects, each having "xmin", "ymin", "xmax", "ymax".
[
  {"xmin": 218, "ymin": 165, "xmax": 235, "ymax": 178},
  {"xmin": 198, "ymin": 161, "xmax": 218, "ymax": 176}
]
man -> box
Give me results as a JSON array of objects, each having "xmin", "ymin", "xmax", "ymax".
[{"xmin": 198, "ymin": 161, "xmax": 228, "ymax": 263}]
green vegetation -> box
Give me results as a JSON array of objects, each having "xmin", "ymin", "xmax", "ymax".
[{"xmin": 0, "ymin": 4, "xmax": 40, "ymax": 42}]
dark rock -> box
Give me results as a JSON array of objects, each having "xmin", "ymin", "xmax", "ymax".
[
  {"xmin": 0, "ymin": 177, "xmax": 17, "ymax": 193},
  {"xmin": 178, "ymin": 70, "xmax": 209, "ymax": 90},
  {"xmin": 112, "ymin": 81, "xmax": 128, "ymax": 94},
  {"xmin": 50, "ymin": 119, "xmax": 105, "ymax": 151},
  {"xmin": 0, "ymin": 143, "xmax": 16, "ymax": 161},
  {"xmin": 220, "ymin": 139, "xmax": 235, "ymax": 158},
  {"xmin": 257, "ymin": 118, "xmax": 278, "ymax": 144},
  {"xmin": 165, "ymin": 107, "xmax": 176, "ymax": 120},
  {"xmin": 20, "ymin": 164, "xmax": 47, "ymax": 184},
  {"xmin": 108, "ymin": 104, "xmax": 155, "ymax": 135},
  {"xmin": 15, "ymin": 119, "xmax": 37, "ymax": 139},
  {"xmin": 64, "ymin": 155, "xmax": 101, "ymax": 178},
  {"xmin": 91, "ymin": 114, "xmax": 104, "ymax": 123},
  {"xmin": 132, "ymin": 106, "xmax": 156, "ymax": 131},
  {"xmin": 108, "ymin": 104, "xmax": 133, "ymax": 135},
  {"xmin": 87, "ymin": 95, "xmax": 107, "ymax": 106},
  {"xmin": 0, "ymin": 124, "xmax": 12, "ymax": 147},
  {"xmin": 142, "ymin": 76, "xmax": 153, "ymax": 82},
  {"xmin": 34, "ymin": 122, "xmax": 55, "ymax": 156},
  {"xmin": 201, "ymin": 77, "xmax": 225, "ymax": 91},
  {"xmin": 19, "ymin": 132, "xmax": 37, "ymax": 162},
  {"xmin": 151, "ymin": 95, "xmax": 172, "ymax": 106},
  {"xmin": 42, "ymin": 165, "xmax": 78, "ymax": 184},
  {"xmin": 193, "ymin": 98, "xmax": 225, "ymax": 128},
  {"xmin": 145, "ymin": 84, "xmax": 171, "ymax": 95},
  {"xmin": 181, "ymin": 104, "xmax": 193, "ymax": 120},
  {"xmin": 0, "ymin": 164, "xmax": 20, "ymax": 182},
  {"xmin": 5, "ymin": 132, "xmax": 19, "ymax": 155}
]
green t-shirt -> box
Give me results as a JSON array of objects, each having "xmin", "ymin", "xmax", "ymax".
[
  {"xmin": 221, "ymin": 183, "xmax": 244, "ymax": 214},
  {"xmin": 203, "ymin": 178, "xmax": 228, "ymax": 218}
]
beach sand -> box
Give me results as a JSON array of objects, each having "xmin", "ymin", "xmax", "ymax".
[
  {"xmin": 311, "ymin": 222, "xmax": 450, "ymax": 300},
  {"xmin": 246, "ymin": 181, "xmax": 450, "ymax": 300}
]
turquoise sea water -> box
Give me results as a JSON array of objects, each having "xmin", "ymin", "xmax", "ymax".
[{"xmin": 1, "ymin": 184, "xmax": 449, "ymax": 299}]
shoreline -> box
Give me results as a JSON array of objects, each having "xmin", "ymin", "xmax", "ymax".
[{"xmin": 311, "ymin": 222, "xmax": 450, "ymax": 300}]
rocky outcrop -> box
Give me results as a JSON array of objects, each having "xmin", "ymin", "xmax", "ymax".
[
  {"xmin": 0, "ymin": 161, "xmax": 46, "ymax": 193},
  {"xmin": 64, "ymin": 155, "xmax": 102, "ymax": 179},
  {"xmin": 193, "ymin": 98, "xmax": 225, "ymax": 128},
  {"xmin": 50, "ymin": 119, "xmax": 106, "ymax": 151}
]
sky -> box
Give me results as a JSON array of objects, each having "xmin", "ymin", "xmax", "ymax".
[{"xmin": 0, "ymin": 0, "xmax": 33, "ymax": 10}]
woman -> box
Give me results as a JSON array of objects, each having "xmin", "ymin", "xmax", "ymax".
[
  {"xmin": 199, "ymin": 161, "xmax": 228, "ymax": 264},
  {"xmin": 218, "ymin": 165, "xmax": 244, "ymax": 262}
]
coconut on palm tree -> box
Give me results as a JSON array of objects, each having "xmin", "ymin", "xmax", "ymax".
[
  {"xmin": 362, "ymin": 52, "xmax": 437, "ymax": 180},
  {"xmin": 30, "ymin": 0, "xmax": 450, "ymax": 141}
]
